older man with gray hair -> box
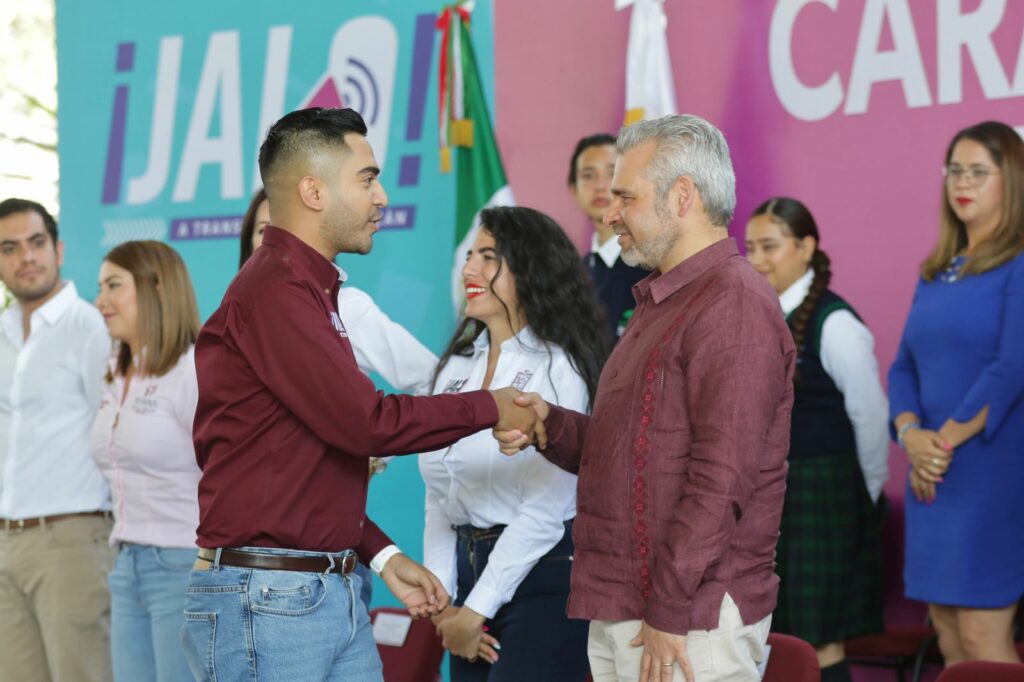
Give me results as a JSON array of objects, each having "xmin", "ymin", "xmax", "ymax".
[{"xmin": 497, "ymin": 115, "xmax": 795, "ymax": 681}]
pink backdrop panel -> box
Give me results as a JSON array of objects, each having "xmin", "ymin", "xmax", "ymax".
[{"xmin": 495, "ymin": 0, "xmax": 1024, "ymax": 647}]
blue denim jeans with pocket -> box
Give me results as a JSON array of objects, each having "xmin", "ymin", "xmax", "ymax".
[
  {"xmin": 109, "ymin": 543, "xmax": 195, "ymax": 682},
  {"xmin": 179, "ymin": 546, "xmax": 381, "ymax": 681},
  {"xmin": 450, "ymin": 520, "xmax": 589, "ymax": 682}
]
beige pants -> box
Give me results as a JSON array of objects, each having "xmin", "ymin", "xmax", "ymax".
[
  {"xmin": 588, "ymin": 593, "xmax": 771, "ymax": 682},
  {"xmin": 0, "ymin": 514, "xmax": 115, "ymax": 682}
]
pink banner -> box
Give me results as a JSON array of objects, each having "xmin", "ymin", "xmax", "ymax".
[{"xmin": 495, "ymin": 0, "xmax": 1024, "ymax": 637}]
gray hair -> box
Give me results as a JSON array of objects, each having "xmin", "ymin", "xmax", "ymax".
[{"xmin": 616, "ymin": 114, "xmax": 736, "ymax": 227}]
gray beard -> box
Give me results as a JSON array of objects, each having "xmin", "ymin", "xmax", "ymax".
[{"xmin": 620, "ymin": 226, "xmax": 679, "ymax": 271}]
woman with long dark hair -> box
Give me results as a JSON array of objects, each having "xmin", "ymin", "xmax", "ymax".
[
  {"xmin": 889, "ymin": 121, "xmax": 1024, "ymax": 665},
  {"xmin": 421, "ymin": 206, "xmax": 609, "ymax": 681},
  {"xmin": 746, "ymin": 197, "xmax": 889, "ymax": 682}
]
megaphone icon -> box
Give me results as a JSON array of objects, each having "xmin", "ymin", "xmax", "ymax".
[{"xmin": 300, "ymin": 16, "xmax": 398, "ymax": 166}]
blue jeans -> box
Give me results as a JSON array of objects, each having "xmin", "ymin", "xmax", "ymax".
[
  {"xmin": 355, "ymin": 562, "xmax": 373, "ymax": 611},
  {"xmin": 109, "ymin": 544, "xmax": 195, "ymax": 682},
  {"xmin": 451, "ymin": 521, "xmax": 589, "ymax": 682},
  {"xmin": 180, "ymin": 547, "xmax": 381, "ymax": 681}
]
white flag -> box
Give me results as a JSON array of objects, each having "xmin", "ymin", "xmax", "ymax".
[{"xmin": 617, "ymin": 0, "xmax": 678, "ymax": 125}]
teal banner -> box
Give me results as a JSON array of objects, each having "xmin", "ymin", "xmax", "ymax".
[{"xmin": 56, "ymin": 0, "xmax": 497, "ymax": 609}]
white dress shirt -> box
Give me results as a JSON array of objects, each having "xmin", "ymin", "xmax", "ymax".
[
  {"xmin": 91, "ymin": 346, "xmax": 200, "ymax": 547},
  {"xmin": 419, "ymin": 327, "xmax": 587, "ymax": 618},
  {"xmin": 591, "ymin": 232, "xmax": 623, "ymax": 268},
  {"xmin": 338, "ymin": 285, "xmax": 437, "ymax": 395},
  {"xmin": 780, "ymin": 269, "xmax": 890, "ymax": 502},
  {"xmin": 0, "ymin": 282, "xmax": 111, "ymax": 518}
]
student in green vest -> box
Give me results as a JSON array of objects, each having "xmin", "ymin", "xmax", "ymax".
[{"xmin": 745, "ymin": 196, "xmax": 889, "ymax": 682}]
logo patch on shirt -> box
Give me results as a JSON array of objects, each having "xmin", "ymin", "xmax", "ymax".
[
  {"xmin": 511, "ymin": 370, "xmax": 534, "ymax": 391},
  {"xmin": 442, "ymin": 378, "xmax": 468, "ymax": 394},
  {"xmin": 330, "ymin": 312, "xmax": 349, "ymax": 338}
]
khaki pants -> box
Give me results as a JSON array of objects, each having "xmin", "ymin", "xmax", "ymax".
[
  {"xmin": 588, "ymin": 593, "xmax": 771, "ymax": 682},
  {"xmin": 0, "ymin": 514, "xmax": 115, "ymax": 682}
]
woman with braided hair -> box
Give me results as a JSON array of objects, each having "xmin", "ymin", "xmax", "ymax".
[{"xmin": 746, "ymin": 197, "xmax": 889, "ymax": 682}]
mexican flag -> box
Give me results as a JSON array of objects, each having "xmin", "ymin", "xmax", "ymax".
[
  {"xmin": 617, "ymin": 0, "xmax": 678, "ymax": 125},
  {"xmin": 438, "ymin": 3, "xmax": 514, "ymax": 312}
]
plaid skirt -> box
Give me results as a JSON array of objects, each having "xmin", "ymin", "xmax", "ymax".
[{"xmin": 770, "ymin": 452, "xmax": 886, "ymax": 646}]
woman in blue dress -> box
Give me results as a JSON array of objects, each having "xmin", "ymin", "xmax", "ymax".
[{"xmin": 889, "ymin": 120, "xmax": 1024, "ymax": 665}]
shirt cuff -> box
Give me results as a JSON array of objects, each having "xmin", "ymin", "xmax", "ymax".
[
  {"xmin": 369, "ymin": 545, "xmax": 402, "ymax": 575},
  {"xmin": 467, "ymin": 389, "xmax": 500, "ymax": 426},
  {"xmin": 463, "ymin": 582, "xmax": 503, "ymax": 620}
]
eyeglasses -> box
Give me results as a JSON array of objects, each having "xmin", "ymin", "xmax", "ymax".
[{"xmin": 943, "ymin": 165, "xmax": 1001, "ymax": 187}]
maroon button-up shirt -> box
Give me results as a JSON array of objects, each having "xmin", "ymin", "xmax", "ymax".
[
  {"xmin": 193, "ymin": 226, "xmax": 498, "ymax": 558},
  {"xmin": 542, "ymin": 238, "xmax": 795, "ymax": 634}
]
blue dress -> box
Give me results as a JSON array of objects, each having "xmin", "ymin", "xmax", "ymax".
[{"xmin": 889, "ymin": 251, "xmax": 1024, "ymax": 608}]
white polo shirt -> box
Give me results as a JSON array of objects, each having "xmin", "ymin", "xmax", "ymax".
[{"xmin": 0, "ymin": 282, "xmax": 112, "ymax": 518}]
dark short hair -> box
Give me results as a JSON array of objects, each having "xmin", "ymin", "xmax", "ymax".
[
  {"xmin": 567, "ymin": 133, "xmax": 617, "ymax": 185},
  {"xmin": 238, "ymin": 187, "xmax": 267, "ymax": 269},
  {"xmin": 0, "ymin": 198, "xmax": 58, "ymax": 243},
  {"xmin": 258, "ymin": 108, "xmax": 369, "ymax": 187}
]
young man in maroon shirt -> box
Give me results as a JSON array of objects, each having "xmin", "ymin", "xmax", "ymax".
[
  {"xmin": 183, "ymin": 108, "xmax": 538, "ymax": 681},
  {"xmin": 499, "ymin": 115, "xmax": 795, "ymax": 682}
]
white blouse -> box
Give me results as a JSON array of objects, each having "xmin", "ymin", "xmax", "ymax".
[
  {"xmin": 419, "ymin": 327, "xmax": 588, "ymax": 618},
  {"xmin": 780, "ymin": 269, "xmax": 890, "ymax": 502},
  {"xmin": 90, "ymin": 346, "xmax": 201, "ymax": 548}
]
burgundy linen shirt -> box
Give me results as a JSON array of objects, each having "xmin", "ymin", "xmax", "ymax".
[
  {"xmin": 193, "ymin": 226, "xmax": 498, "ymax": 558},
  {"xmin": 541, "ymin": 238, "xmax": 795, "ymax": 634}
]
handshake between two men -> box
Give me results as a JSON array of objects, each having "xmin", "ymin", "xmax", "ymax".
[
  {"xmin": 488, "ymin": 387, "xmax": 550, "ymax": 454},
  {"xmin": 382, "ymin": 388, "xmax": 552, "ymax": 625}
]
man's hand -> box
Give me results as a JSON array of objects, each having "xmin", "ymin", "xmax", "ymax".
[
  {"xmin": 435, "ymin": 605, "xmax": 500, "ymax": 664},
  {"xmin": 379, "ymin": 554, "xmax": 449, "ymax": 619},
  {"xmin": 493, "ymin": 392, "xmax": 549, "ymax": 455},
  {"xmin": 629, "ymin": 621, "xmax": 694, "ymax": 682}
]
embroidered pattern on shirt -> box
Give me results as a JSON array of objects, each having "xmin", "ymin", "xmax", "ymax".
[
  {"xmin": 329, "ymin": 311, "xmax": 349, "ymax": 338},
  {"xmin": 511, "ymin": 369, "xmax": 534, "ymax": 391},
  {"xmin": 442, "ymin": 378, "xmax": 468, "ymax": 394},
  {"xmin": 629, "ymin": 279, "xmax": 715, "ymax": 601}
]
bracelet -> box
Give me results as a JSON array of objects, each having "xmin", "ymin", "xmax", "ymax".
[{"xmin": 897, "ymin": 421, "xmax": 920, "ymax": 449}]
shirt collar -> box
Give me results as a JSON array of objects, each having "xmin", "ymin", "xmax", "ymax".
[
  {"xmin": 471, "ymin": 325, "xmax": 542, "ymax": 353},
  {"xmin": 637, "ymin": 238, "xmax": 739, "ymax": 305},
  {"xmin": 2, "ymin": 280, "xmax": 77, "ymax": 327},
  {"xmin": 261, "ymin": 225, "xmax": 343, "ymax": 290},
  {"xmin": 591, "ymin": 233, "xmax": 622, "ymax": 269},
  {"xmin": 778, "ymin": 268, "xmax": 813, "ymax": 316}
]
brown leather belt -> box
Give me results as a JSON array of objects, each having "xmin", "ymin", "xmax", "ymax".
[
  {"xmin": 2, "ymin": 511, "xmax": 110, "ymax": 534},
  {"xmin": 196, "ymin": 548, "xmax": 357, "ymax": 575}
]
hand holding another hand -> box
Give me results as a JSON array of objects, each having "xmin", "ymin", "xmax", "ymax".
[
  {"xmin": 902, "ymin": 428, "xmax": 952, "ymax": 484},
  {"xmin": 435, "ymin": 606, "xmax": 500, "ymax": 664},
  {"xmin": 491, "ymin": 392, "xmax": 549, "ymax": 455}
]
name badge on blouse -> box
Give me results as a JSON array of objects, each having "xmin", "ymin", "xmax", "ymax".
[
  {"xmin": 511, "ymin": 370, "xmax": 534, "ymax": 391},
  {"xmin": 442, "ymin": 378, "xmax": 468, "ymax": 393},
  {"xmin": 127, "ymin": 384, "xmax": 159, "ymax": 414},
  {"xmin": 329, "ymin": 312, "xmax": 349, "ymax": 338}
]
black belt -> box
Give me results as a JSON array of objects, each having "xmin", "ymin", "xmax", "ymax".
[
  {"xmin": 453, "ymin": 519, "xmax": 574, "ymax": 542},
  {"xmin": 196, "ymin": 548, "xmax": 357, "ymax": 574}
]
